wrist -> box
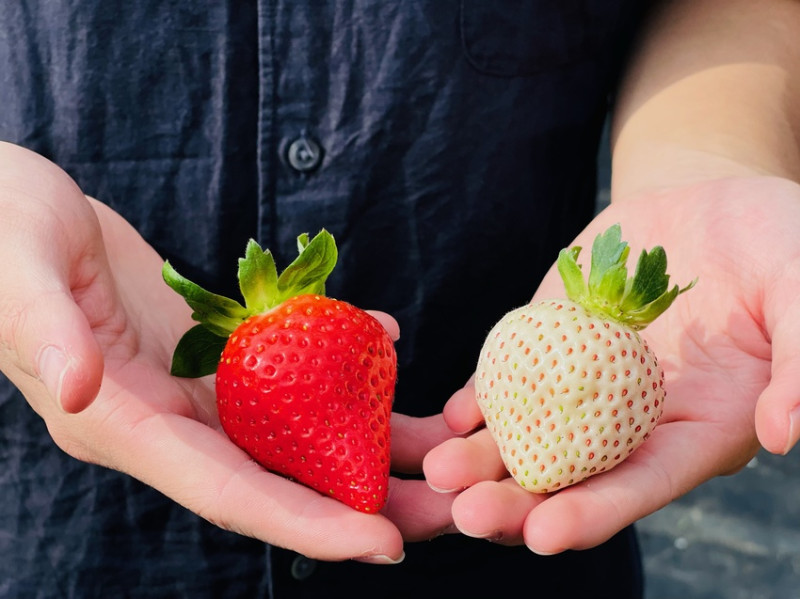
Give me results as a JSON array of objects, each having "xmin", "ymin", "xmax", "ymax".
[
  {"xmin": 610, "ymin": 0, "xmax": 800, "ymax": 200},
  {"xmin": 611, "ymin": 61, "xmax": 800, "ymax": 200}
]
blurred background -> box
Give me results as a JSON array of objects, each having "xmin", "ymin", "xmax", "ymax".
[{"xmin": 596, "ymin": 124, "xmax": 800, "ymax": 599}]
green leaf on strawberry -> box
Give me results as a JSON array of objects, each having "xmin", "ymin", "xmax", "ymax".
[
  {"xmin": 237, "ymin": 239, "xmax": 279, "ymax": 314},
  {"xmin": 169, "ymin": 324, "xmax": 230, "ymax": 380},
  {"xmin": 557, "ymin": 223, "xmax": 696, "ymax": 331},
  {"xmin": 163, "ymin": 230, "xmax": 338, "ymax": 376}
]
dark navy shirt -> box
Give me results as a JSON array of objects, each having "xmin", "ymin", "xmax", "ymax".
[{"xmin": 1, "ymin": 2, "xmax": 649, "ymax": 597}]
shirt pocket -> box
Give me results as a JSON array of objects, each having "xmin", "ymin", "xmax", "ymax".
[{"xmin": 459, "ymin": 0, "xmax": 626, "ymax": 77}]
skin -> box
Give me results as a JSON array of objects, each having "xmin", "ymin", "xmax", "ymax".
[
  {"xmin": 424, "ymin": 0, "xmax": 800, "ymax": 554},
  {"xmin": 3, "ymin": 0, "xmax": 799, "ymax": 567},
  {"xmin": 0, "ymin": 142, "xmax": 455, "ymax": 564}
]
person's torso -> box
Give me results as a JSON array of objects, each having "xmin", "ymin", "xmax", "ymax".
[{"xmin": 0, "ymin": 2, "xmax": 648, "ymax": 597}]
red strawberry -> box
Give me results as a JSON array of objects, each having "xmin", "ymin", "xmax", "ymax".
[
  {"xmin": 163, "ymin": 231, "xmax": 396, "ymax": 512},
  {"xmin": 475, "ymin": 225, "xmax": 695, "ymax": 492}
]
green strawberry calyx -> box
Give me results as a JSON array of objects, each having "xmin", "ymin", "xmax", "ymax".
[
  {"xmin": 162, "ymin": 230, "xmax": 338, "ymax": 377},
  {"xmin": 556, "ymin": 224, "xmax": 696, "ymax": 331}
]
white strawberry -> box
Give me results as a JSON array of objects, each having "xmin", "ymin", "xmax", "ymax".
[{"xmin": 475, "ymin": 225, "xmax": 695, "ymax": 493}]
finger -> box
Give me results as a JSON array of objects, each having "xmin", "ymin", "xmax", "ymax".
[
  {"xmin": 381, "ymin": 477, "xmax": 457, "ymax": 542},
  {"xmin": 442, "ymin": 378, "xmax": 484, "ymax": 434},
  {"xmin": 0, "ymin": 237, "xmax": 106, "ymax": 414},
  {"xmin": 366, "ymin": 310, "xmax": 400, "ymax": 341},
  {"xmin": 452, "ymin": 478, "xmax": 546, "ymax": 546},
  {"xmin": 423, "ymin": 428, "xmax": 509, "ymax": 492},
  {"xmin": 98, "ymin": 402, "xmax": 405, "ymax": 562},
  {"xmin": 755, "ymin": 295, "xmax": 800, "ymax": 454},
  {"xmin": 390, "ymin": 413, "xmax": 456, "ymax": 473},
  {"xmin": 519, "ymin": 418, "xmax": 755, "ymax": 554},
  {"xmin": 22, "ymin": 293, "xmax": 105, "ymax": 413}
]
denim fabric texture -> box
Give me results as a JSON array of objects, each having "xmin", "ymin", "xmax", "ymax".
[{"xmin": 1, "ymin": 1, "xmax": 649, "ymax": 597}]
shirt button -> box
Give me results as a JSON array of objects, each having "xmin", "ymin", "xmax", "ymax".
[
  {"xmin": 290, "ymin": 555, "xmax": 317, "ymax": 581},
  {"xmin": 286, "ymin": 136, "xmax": 323, "ymax": 172}
]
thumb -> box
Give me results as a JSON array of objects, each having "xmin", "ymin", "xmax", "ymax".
[
  {"xmin": 33, "ymin": 297, "xmax": 105, "ymax": 414},
  {"xmin": 755, "ymin": 295, "xmax": 800, "ymax": 455},
  {"xmin": 0, "ymin": 144, "xmax": 108, "ymax": 413},
  {"xmin": 1, "ymin": 269, "xmax": 106, "ymax": 415}
]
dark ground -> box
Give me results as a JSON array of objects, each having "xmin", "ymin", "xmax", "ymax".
[
  {"xmin": 596, "ymin": 129, "xmax": 800, "ymax": 599},
  {"xmin": 638, "ymin": 450, "xmax": 800, "ymax": 599}
]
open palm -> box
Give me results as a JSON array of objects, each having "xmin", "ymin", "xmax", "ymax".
[
  {"xmin": 0, "ymin": 145, "xmax": 453, "ymax": 563},
  {"xmin": 424, "ymin": 175, "xmax": 800, "ymax": 554}
]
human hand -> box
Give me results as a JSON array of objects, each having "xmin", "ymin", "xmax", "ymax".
[
  {"xmin": 0, "ymin": 142, "xmax": 454, "ymax": 563},
  {"xmin": 424, "ymin": 175, "xmax": 800, "ymax": 554}
]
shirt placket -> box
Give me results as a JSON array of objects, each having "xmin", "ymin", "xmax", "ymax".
[
  {"xmin": 255, "ymin": 0, "xmax": 335, "ymax": 268},
  {"xmin": 255, "ymin": 0, "xmax": 279, "ymax": 256}
]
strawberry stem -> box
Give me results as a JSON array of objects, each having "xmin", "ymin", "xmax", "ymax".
[{"xmin": 556, "ymin": 224, "xmax": 695, "ymax": 330}]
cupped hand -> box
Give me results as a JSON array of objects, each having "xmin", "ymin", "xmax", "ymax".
[
  {"xmin": 424, "ymin": 175, "xmax": 800, "ymax": 554},
  {"xmin": 0, "ymin": 142, "xmax": 454, "ymax": 564}
]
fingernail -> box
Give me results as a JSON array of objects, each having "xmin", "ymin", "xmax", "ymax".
[
  {"xmin": 450, "ymin": 425, "xmax": 480, "ymax": 436},
  {"xmin": 526, "ymin": 537, "xmax": 560, "ymax": 555},
  {"xmin": 37, "ymin": 345, "xmax": 69, "ymax": 410},
  {"xmin": 528, "ymin": 547, "xmax": 559, "ymax": 556},
  {"xmin": 785, "ymin": 405, "xmax": 800, "ymax": 455},
  {"xmin": 354, "ymin": 552, "xmax": 405, "ymax": 565},
  {"xmin": 427, "ymin": 483, "xmax": 465, "ymax": 494},
  {"xmin": 460, "ymin": 528, "xmax": 503, "ymax": 542}
]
